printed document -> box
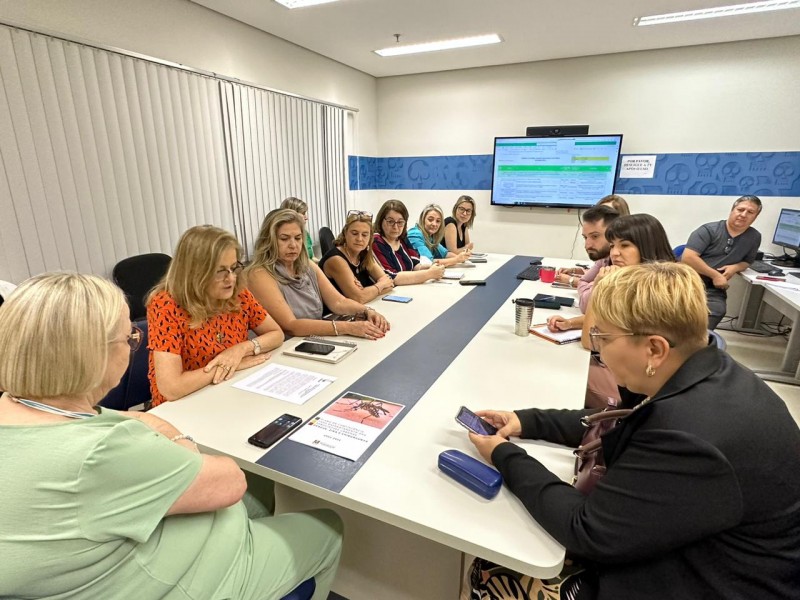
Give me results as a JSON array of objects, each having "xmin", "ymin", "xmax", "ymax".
[{"xmin": 233, "ymin": 363, "xmax": 335, "ymax": 405}]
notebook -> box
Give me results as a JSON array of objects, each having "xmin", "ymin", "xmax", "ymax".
[
  {"xmin": 443, "ymin": 270, "xmax": 464, "ymax": 280},
  {"xmin": 282, "ymin": 336, "xmax": 358, "ymax": 363},
  {"xmin": 529, "ymin": 324, "xmax": 582, "ymax": 345}
]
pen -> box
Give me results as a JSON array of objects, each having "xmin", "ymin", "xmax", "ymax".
[{"xmin": 756, "ymin": 276, "xmax": 784, "ymax": 281}]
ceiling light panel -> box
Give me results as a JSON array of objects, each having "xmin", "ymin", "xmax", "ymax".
[
  {"xmin": 274, "ymin": 0, "xmax": 340, "ymax": 9},
  {"xmin": 634, "ymin": 0, "xmax": 800, "ymax": 26},
  {"xmin": 375, "ymin": 34, "xmax": 502, "ymax": 57}
]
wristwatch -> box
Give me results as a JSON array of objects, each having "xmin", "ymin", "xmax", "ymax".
[{"xmin": 251, "ymin": 338, "xmax": 262, "ymax": 355}]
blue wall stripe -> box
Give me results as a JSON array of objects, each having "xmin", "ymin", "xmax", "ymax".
[
  {"xmin": 257, "ymin": 255, "xmax": 533, "ymax": 492},
  {"xmin": 348, "ymin": 152, "xmax": 800, "ymax": 197}
]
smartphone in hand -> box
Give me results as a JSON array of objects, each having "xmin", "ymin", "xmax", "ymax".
[{"xmin": 455, "ymin": 406, "xmax": 498, "ymax": 436}]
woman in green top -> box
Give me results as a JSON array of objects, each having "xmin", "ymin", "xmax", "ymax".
[
  {"xmin": 0, "ymin": 273, "xmax": 342, "ymax": 600},
  {"xmin": 281, "ymin": 196, "xmax": 316, "ymax": 260}
]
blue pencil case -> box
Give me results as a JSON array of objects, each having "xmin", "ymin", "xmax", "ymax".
[{"xmin": 438, "ymin": 449, "xmax": 503, "ymax": 499}]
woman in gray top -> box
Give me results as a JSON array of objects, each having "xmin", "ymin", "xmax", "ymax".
[{"xmin": 246, "ymin": 209, "xmax": 390, "ymax": 340}]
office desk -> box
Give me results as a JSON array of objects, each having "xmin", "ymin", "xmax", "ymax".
[
  {"xmin": 738, "ymin": 269, "xmax": 800, "ymax": 385},
  {"xmin": 150, "ymin": 255, "xmax": 590, "ymax": 596}
]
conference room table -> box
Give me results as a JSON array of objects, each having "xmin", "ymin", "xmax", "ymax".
[{"xmin": 150, "ymin": 254, "xmax": 590, "ymax": 598}]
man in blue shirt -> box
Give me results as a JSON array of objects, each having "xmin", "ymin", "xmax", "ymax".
[{"xmin": 682, "ymin": 195, "xmax": 762, "ymax": 329}]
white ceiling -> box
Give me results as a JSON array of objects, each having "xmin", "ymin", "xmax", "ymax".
[{"xmin": 190, "ymin": 0, "xmax": 800, "ymax": 78}]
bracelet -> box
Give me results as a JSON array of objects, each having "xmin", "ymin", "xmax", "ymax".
[
  {"xmin": 331, "ymin": 320, "xmax": 339, "ymax": 336},
  {"xmin": 251, "ymin": 338, "xmax": 262, "ymax": 356},
  {"xmin": 171, "ymin": 434, "xmax": 195, "ymax": 443},
  {"xmin": 569, "ymin": 276, "xmax": 575, "ymax": 287}
]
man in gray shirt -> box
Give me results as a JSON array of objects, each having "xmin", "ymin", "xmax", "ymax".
[{"xmin": 682, "ymin": 195, "xmax": 762, "ymax": 329}]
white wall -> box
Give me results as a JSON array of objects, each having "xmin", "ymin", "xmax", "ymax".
[{"xmin": 372, "ymin": 36, "xmax": 800, "ymax": 259}]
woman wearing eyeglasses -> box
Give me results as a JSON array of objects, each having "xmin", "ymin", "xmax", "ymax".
[
  {"xmin": 246, "ymin": 209, "xmax": 390, "ymax": 340},
  {"xmin": 407, "ymin": 204, "xmax": 470, "ymax": 267},
  {"xmin": 467, "ymin": 263, "xmax": 800, "ymax": 599},
  {"xmin": 0, "ymin": 272, "xmax": 343, "ymax": 600},
  {"xmin": 319, "ymin": 210, "xmax": 395, "ymax": 303},
  {"xmin": 146, "ymin": 225, "xmax": 283, "ymax": 407},
  {"xmin": 443, "ymin": 195, "xmax": 476, "ymax": 254},
  {"xmin": 372, "ymin": 200, "xmax": 445, "ymax": 284}
]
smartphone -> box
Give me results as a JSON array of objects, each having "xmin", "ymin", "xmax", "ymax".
[
  {"xmin": 383, "ymin": 295, "xmax": 413, "ymax": 303},
  {"xmin": 459, "ymin": 279, "xmax": 486, "ymax": 286},
  {"xmin": 455, "ymin": 406, "xmax": 498, "ymax": 436},
  {"xmin": 294, "ymin": 341, "xmax": 335, "ymax": 355},
  {"xmin": 247, "ymin": 414, "xmax": 303, "ymax": 448}
]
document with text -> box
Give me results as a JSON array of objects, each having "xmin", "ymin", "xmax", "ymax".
[
  {"xmin": 290, "ymin": 391, "xmax": 404, "ymax": 461},
  {"xmin": 233, "ymin": 363, "xmax": 335, "ymax": 405}
]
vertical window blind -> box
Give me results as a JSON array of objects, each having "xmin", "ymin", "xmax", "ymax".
[{"xmin": 0, "ymin": 24, "xmax": 350, "ymax": 282}]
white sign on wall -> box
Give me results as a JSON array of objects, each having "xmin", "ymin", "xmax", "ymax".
[{"xmin": 619, "ymin": 155, "xmax": 657, "ymax": 179}]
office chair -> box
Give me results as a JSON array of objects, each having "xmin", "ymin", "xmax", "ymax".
[
  {"xmin": 112, "ymin": 253, "xmax": 171, "ymax": 321},
  {"xmin": 319, "ymin": 226, "xmax": 335, "ymax": 257},
  {"xmin": 100, "ymin": 318, "xmax": 151, "ymax": 411},
  {"xmin": 280, "ymin": 578, "xmax": 315, "ymax": 600},
  {"xmin": 673, "ymin": 244, "xmax": 687, "ymax": 260}
]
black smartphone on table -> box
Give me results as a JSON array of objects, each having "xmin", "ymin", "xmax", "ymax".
[
  {"xmin": 455, "ymin": 406, "xmax": 499, "ymax": 436},
  {"xmin": 248, "ymin": 414, "xmax": 303, "ymax": 448},
  {"xmin": 294, "ymin": 341, "xmax": 335, "ymax": 355}
]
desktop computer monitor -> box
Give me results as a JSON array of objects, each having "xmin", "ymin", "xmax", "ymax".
[{"xmin": 771, "ymin": 208, "xmax": 800, "ymax": 267}]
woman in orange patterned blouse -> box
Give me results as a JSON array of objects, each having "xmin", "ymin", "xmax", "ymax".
[{"xmin": 146, "ymin": 226, "xmax": 284, "ymax": 406}]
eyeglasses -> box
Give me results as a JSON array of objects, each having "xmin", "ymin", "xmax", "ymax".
[
  {"xmin": 213, "ymin": 262, "xmax": 244, "ymax": 281},
  {"xmin": 383, "ymin": 217, "xmax": 406, "ymax": 228},
  {"xmin": 588, "ymin": 326, "xmax": 674, "ymax": 353},
  {"xmin": 347, "ymin": 210, "xmax": 373, "ymax": 221},
  {"xmin": 724, "ymin": 238, "xmax": 734, "ymax": 254},
  {"xmin": 456, "ymin": 206, "xmax": 473, "ymax": 215},
  {"xmin": 110, "ymin": 324, "xmax": 143, "ymax": 352}
]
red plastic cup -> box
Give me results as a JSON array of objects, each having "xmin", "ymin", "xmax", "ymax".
[{"xmin": 539, "ymin": 266, "xmax": 556, "ymax": 283}]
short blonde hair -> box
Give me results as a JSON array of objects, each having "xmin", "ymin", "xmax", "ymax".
[
  {"xmin": 417, "ymin": 204, "xmax": 446, "ymax": 251},
  {"xmin": 247, "ymin": 209, "xmax": 310, "ymax": 286},
  {"xmin": 452, "ymin": 195, "xmax": 476, "ymax": 228},
  {"xmin": 591, "ymin": 263, "xmax": 708, "ymax": 350},
  {"xmin": 0, "ymin": 273, "xmax": 125, "ymax": 399},
  {"xmin": 147, "ymin": 225, "xmax": 243, "ymax": 328}
]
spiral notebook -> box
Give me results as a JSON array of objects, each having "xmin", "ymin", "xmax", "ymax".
[{"xmin": 282, "ymin": 336, "xmax": 358, "ymax": 363}]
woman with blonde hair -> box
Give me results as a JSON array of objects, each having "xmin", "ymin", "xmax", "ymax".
[
  {"xmin": 407, "ymin": 203, "xmax": 470, "ymax": 266},
  {"xmin": 320, "ymin": 210, "xmax": 395, "ymax": 303},
  {"xmin": 596, "ymin": 193, "xmax": 630, "ymax": 216},
  {"xmin": 468, "ymin": 263, "xmax": 800, "ymax": 599},
  {"xmin": 0, "ymin": 272, "xmax": 343, "ymax": 600},
  {"xmin": 246, "ymin": 209, "xmax": 390, "ymax": 340},
  {"xmin": 280, "ymin": 196, "xmax": 315, "ymax": 259},
  {"xmin": 371, "ymin": 200, "xmax": 445, "ymax": 284},
  {"xmin": 444, "ymin": 195, "xmax": 476, "ymax": 253},
  {"xmin": 146, "ymin": 225, "xmax": 283, "ymax": 407}
]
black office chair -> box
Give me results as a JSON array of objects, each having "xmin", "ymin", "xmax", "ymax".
[
  {"xmin": 100, "ymin": 318, "xmax": 151, "ymax": 411},
  {"xmin": 319, "ymin": 226, "xmax": 335, "ymax": 257},
  {"xmin": 112, "ymin": 253, "xmax": 171, "ymax": 321}
]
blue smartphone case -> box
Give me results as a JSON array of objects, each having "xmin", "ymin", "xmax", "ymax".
[{"xmin": 437, "ymin": 449, "xmax": 503, "ymax": 499}]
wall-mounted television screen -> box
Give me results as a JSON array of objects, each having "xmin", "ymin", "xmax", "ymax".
[{"xmin": 490, "ymin": 134, "xmax": 623, "ymax": 209}]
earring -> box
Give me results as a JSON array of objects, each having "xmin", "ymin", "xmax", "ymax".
[{"xmin": 645, "ymin": 364, "xmax": 656, "ymax": 377}]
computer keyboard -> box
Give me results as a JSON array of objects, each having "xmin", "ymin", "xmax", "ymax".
[
  {"xmin": 516, "ymin": 265, "xmax": 541, "ymax": 281},
  {"xmin": 749, "ymin": 260, "xmax": 774, "ymax": 273}
]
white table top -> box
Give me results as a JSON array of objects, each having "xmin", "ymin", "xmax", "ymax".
[{"xmin": 150, "ymin": 254, "xmax": 590, "ymax": 577}]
